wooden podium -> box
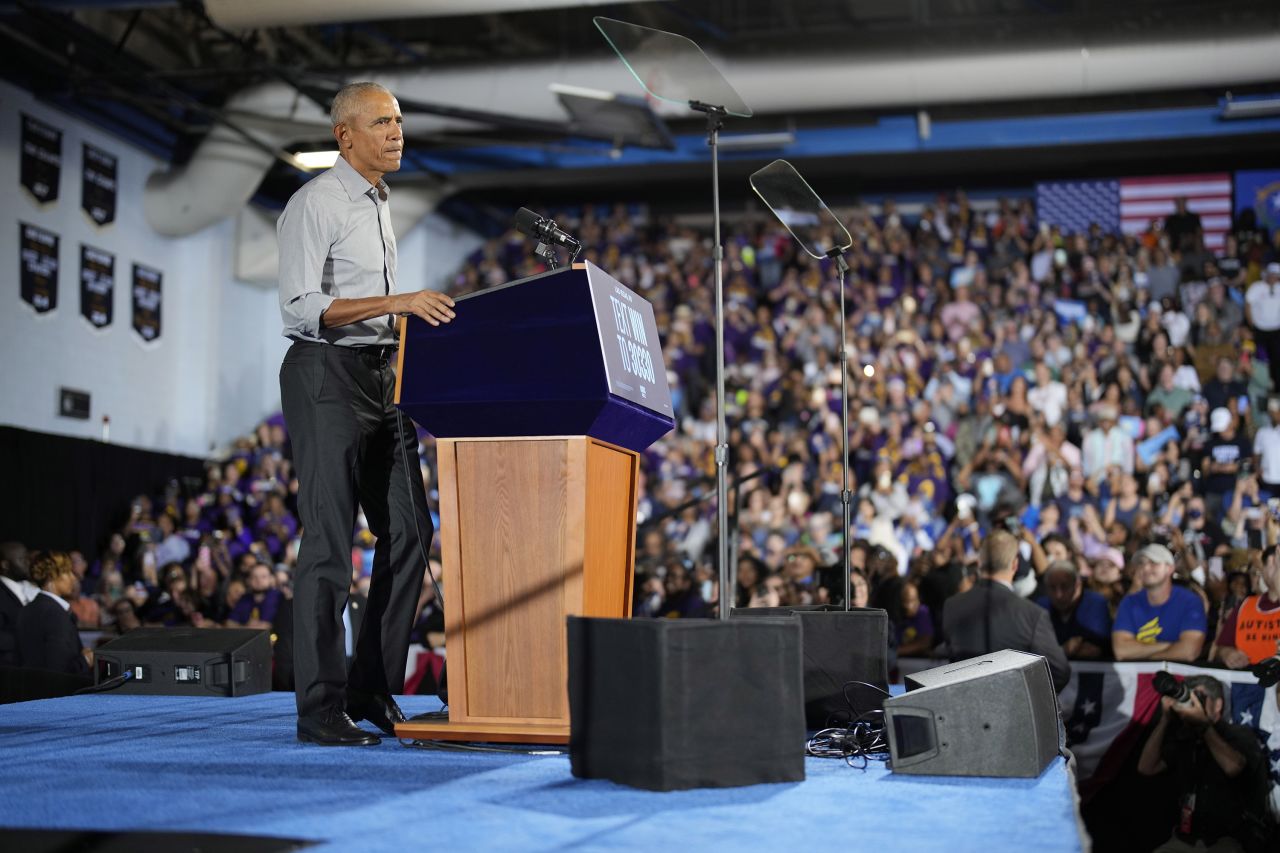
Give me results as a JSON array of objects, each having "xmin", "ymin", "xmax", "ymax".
[{"xmin": 392, "ymin": 262, "xmax": 674, "ymax": 743}]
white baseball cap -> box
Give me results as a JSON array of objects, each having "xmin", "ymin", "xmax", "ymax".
[{"xmin": 1210, "ymin": 407, "xmax": 1232, "ymax": 434}]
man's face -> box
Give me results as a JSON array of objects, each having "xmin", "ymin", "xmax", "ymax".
[
  {"xmin": 249, "ymin": 565, "xmax": 273, "ymax": 593},
  {"xmin": 114, "ymin": 603, "xmax": 140, "ymax": 632},
  {"xmin": 0, "ymin": 543, "xmax": 30, "ymax": 581},
  {"xmin": 760, "ymin": 535, "xmax": 783, "ymax": 566},
  {"xmin": 901, "ymin": 584, "xmax": 919, "ymax": 617},
  {"xmin": 336, "ymin": 89, "xmax": 403, "ymax": 181},
  {"xmin": 1045, "ymin": 570, "xmax": 1080, "ymax": 612},
  {"xmin": 1186, "ymin": 687, "xmax": 1224, "ymax": 724},
  {"xmin": 785, "ymin": 553, "xmax": 815, "ymax": 581},
  {"xmin": 1139, "ymin": 558, "xmax": 1174, "ymax": 591}
]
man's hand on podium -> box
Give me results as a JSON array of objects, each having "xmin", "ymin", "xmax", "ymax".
[{"xmin": 395, "ymin": 291, "xmax": 456, "ymax": 327}]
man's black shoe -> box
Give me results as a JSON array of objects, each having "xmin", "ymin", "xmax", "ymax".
[
  {"xmin": 297, "ymin": 708, "xmax": 381, "ymax": 746},
  {"xmin": 346, "ymin": 690, "xmax": 406, "ymax": 736}
]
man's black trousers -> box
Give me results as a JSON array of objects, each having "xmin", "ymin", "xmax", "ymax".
[{"xmin": 280, "ymin": 340, "xmax": 433, "ymax": 718}]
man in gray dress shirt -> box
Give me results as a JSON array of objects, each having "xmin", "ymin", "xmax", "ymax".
[{"xmin": 278, "ymin": 82, "xmax": 455, "ymax": 746}]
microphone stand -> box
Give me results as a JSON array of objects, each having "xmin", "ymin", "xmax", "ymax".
[
  {"xmin": 691, "ymin": 99, "xmax": 733, "ymax": 621},
  {"xmin": 828, "ymin": 247, "xmax": 853, "ymax": 610},
  {"xmin": 515, "ymin": 207, "xmax": 582, "ymax": 270},
  {"xmin": 536, "ymin": 241, "xmax": 560, "ymax": 270}
]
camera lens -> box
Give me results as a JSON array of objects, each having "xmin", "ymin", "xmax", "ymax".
[{"xmin": 1152, "ymin": 670, "xmax": 1191, "ymax": 703}]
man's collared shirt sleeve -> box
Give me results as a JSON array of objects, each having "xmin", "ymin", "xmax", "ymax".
[{"xmin": 277, "ymin": 186, "xmax": 337, "ymax": 340}]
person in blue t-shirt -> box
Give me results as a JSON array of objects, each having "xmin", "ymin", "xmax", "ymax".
[
  {"xmin": 1112, "ymin": 543, "xmax": 1206, "ymax": 662},
  {"xmin": 1035, "ymin": 560, "xmax": 1111, "ymax": 659}
]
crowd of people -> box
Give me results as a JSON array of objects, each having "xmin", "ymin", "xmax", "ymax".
[
  {"xmin": 0, "ymin": 420, "xmax": 443, "ymax": 693},
  {"xmin": 530, "ymin": 198, "xmax": 1280, "ymax": 676},
  {"xmin": 3, "ymin": 189, "xmax": 1280, "ymax": 848}
]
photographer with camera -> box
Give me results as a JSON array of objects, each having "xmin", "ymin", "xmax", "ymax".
[{"xmin": 1137, "ymin": 673, "xmax": 1273, "ymax": 852}]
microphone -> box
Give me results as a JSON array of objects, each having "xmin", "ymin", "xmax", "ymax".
[{"xmin": 513, "ymin": 207, "xmax": 580, "ymax": 250}]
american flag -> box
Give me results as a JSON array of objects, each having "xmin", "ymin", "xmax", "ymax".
[{"xmin": 1036, "ymin": 172, "xmax": 1232, "ymax": 250}]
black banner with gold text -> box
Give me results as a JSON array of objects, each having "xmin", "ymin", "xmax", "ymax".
[
  {"xmin": 80, "ymin": 244, "xmax": 114, "ymax": 328},
  {"xmin": 131, "ymin": 263, "xmax": 162, "ymax": 342},
  {"xmin": 81, "ymin": 144, "xmax": 117, "ymax": 225},
  {"xmin": 20, "ymin": 114, "xmax": 61, "ymax": 203},
  {"xmin": 19, "ymin": 222, "xmax": 59, "ymax": 313}
]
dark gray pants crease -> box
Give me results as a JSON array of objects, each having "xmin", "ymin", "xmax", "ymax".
[{"xmin": 279, "ymin": 341, "xmax": 433, "ymax": 718}]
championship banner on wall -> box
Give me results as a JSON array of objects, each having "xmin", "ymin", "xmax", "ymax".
[
  {"xmin": 1235, "ymin": 169, "xmax": 1280, "ymax": 237},
  {"xmin": 80, "ymin": 244, "xmax": 114, "ymax": 328},
  {"xmin": 131, "ymin": 263, "xmax": 162, "ymax": 342},
  {"xmin": 20, "ymin": 114, "xmax": 62, "ymax": 203},
  {"xmin": 81, "ymin": 143, "xmax": 118, "ymax": 226},
  {"xmin": 19, "ymin": 222, "xmax": 59, "ymax": 313}
]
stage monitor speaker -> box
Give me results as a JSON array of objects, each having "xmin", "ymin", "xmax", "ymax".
[
  {"xmin": 568, "ymin": 616, "xmax": 805, "ymax": 791},
  {"xmin": 884, "ymin": 649, "xmax": 1063, "ymax": 778},
  {"xmin": 94, "ymin": 627, "xmax": 271, "ymax": 697},
  {"xmin": 732, "ymin": 605, "xmax": 889, "ymax": 728}
]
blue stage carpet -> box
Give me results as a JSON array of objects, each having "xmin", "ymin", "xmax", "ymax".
[{"xmin": 0, "ymin": 693, "xmax": 1084, "ymax": 851}]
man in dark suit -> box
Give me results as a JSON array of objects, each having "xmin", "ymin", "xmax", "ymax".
[
  {"xmin": 0, "ymin": 576, "xmax": 23, "ymax": 667},
  {"xmin": 0, "ymin": 541, "xmax": 33, "ymax": 667},
  {"xmin": 943, "ymin": 530, "xmax": 1071, "ymax": 692}
]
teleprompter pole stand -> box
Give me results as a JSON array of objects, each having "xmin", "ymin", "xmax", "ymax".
[
  {"xmin": 828, "ymin": 247, "xmax": 853, "ymax": 611},
  {"xmin": 690, "ymin": 99, "xmax": 734, "ymax": 621}
]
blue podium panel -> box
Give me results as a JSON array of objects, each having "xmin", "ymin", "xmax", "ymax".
[{"xmin": 396, "ymin": 262, "xmax": 674, "ymax": 453}]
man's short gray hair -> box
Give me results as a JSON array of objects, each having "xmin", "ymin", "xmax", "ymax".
[
  {"xmin": 330, "ymin": 82, "xmax": 391, "ymax": 127},
  {"xmin": 1044, "ymin": 559, "xmax": 1078, "ymax": 579}
]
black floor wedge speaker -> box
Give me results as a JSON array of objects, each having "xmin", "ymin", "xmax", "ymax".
[
  {"xmin": 567, "ymin": 616, "xmax": 806, "ymax": 791},
  {"xmin": 884, "ymin": 649, "xmax": 1064, "ymax": 778},
  {"xmin": 732, "ymin": 605, "xmax": 890, "ymax": 728},
  {"xmin": 94, "ymin": 627, "xmax": 271, "ymax": 697}
]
